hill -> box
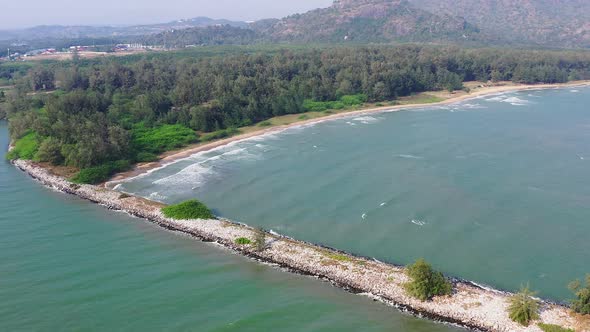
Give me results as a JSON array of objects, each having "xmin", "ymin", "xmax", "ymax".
[
  {"xmin": 409, "ymin": 0, "xmax": 590, "ymax": 48},
  {"xmin": 0, "ymin": 17, "xmax": 248, "ymax": 41},
  {"xmin": 252, "ymin": 0, "xmax": 479, "ymax": 43}
]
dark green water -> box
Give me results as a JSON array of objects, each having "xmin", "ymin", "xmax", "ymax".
[
  {"xmin": 122, "ymin": 87, "xmax": 590, "ymax": 302},
  {"xmin": 0, "ymin": 121, "xmax": 463, "ymax": 331}
]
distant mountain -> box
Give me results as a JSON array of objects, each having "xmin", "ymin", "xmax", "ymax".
[
  {"xmin": 252, "ymin": 0, "xmax": 479, "ymax": 43},
  {"xmin": 409, "ymin": 0, "xmax": 590, "ymax": 48},
  {"xmin": 0, "ymin": 17, "xmax": 248, "ymax": 41}
]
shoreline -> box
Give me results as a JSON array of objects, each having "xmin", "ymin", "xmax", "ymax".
[
  {"xmin": 107, "ymin": 80, "xmax": 590, "ymax": 186},
  {"xmin": 12, "ymin": 159, "xmax": 587, "ymax": 332}
]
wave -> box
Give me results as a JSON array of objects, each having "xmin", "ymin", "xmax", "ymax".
[
  {"xmin": 397, "ymin": 154, "xmax": 424, "ymax": 160},
  {"xmin": 502, "ymin": 96, "xmax": 531, "ymax": 106},
  {"xmin": 353, "ymin": 116, "xmax": 381, "ymax": 124},
  {"xmin": 153, "ymin": 163, "xmax": 216, "ymax": 187},
  {"xmin": 411, "ymin": 219, "xmax": 426, "ymax": 226},
  {"xmin": 570, "ymin": 89, "xmax": 580, "ymax": 93}
]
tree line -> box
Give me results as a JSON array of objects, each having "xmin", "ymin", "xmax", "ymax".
[{"xmin": 4, "ymin": 45, "xmax": 590, "ymax": 178}]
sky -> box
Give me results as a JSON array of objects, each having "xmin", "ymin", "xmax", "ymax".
[{"xmin": 0, "ymin": 0, "xmax": 334, "ymax": 30}]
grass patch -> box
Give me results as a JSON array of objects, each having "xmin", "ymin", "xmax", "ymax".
[
  {"xmin": 538, "ymin": 324, "xmax": 575, "ymax": 332},
  {"xmin": 235, "ymin": 237, "xmax": 252, "ymax": 245},
  {"xmin": 325, "ymin": 252, "xmax": 352, "ymax": 262},
  {"xmin": 303, "ymin": 94, "xmax": 367, "ymax": 112},
  {"xmin": 398, "ymin": 94, "xmax": 444, "ymax": 105},
  {"xmin": 200, "ymin": 127, "xmax": 241, "ymax": 142},
  {"xmin": 70, "ymin": 160, "xmax": 131, "ymax": 184},
  {"xmin": 298, "ymin": 115, "xmax": 309, "ymax": 120},
  {"xmin": 257, "ymin": 121, "xmax": 272, "ymax": 127},
  {"xmin": 131, "ymin": 124, "xmax": 197, "ymax": 155},
  {"xmin": 161, "ymin": 199, "xmax": 214, "ymax": 220},
  {"xmin": 6, "ymin": 132, "xmax": 40, "ymax": 160}
]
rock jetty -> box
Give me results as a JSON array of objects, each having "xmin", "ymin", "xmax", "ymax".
[{"xmin": 13, "ymin": 159, "xmax": 586, "ymax": 332}]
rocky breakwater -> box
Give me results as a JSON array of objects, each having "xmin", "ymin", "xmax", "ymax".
[{"xmin": 12, "ymin": 159, "xmax": 586, "ymax": 332}]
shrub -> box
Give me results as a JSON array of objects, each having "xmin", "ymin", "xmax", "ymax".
[
  {"xmin": 35, "ymin": 137, "xmax": 64, "ymax": 165},
  {"xmin": 235, "ymin": 237, "xmax": 252, "ymax": 245},
  {"xmin": 135, "ymin": 152, "xmax": 159, "ymax": 163},
  {"xmin": 538, "ymin": 323, "xmax": 575, "ymax": 332},
  {"xmin": 340, "ymin": 94, "xmax": 368, "ymax": 106},
  {"xmin": 161, "ymin": 200, "xmax": 214, "ymax": 220},
  {"xmin": 258, "ymin": 121, "xmax": 272, "ymax": 127},
  {"xmin": 131, "ymin": 124, "xmax": 197, "ymax": 154},
  {"xmin": 200, "ymin": 127, "xmax": 241, "ymax": 142},
  {"xmin": 71, "ymin": 160, "xmax": 131, "ymax": 184},
  {"xmin": 404, "ymin": 258, "xmax": 452, "ymax": 301},
  {"xmin": 298, "ymin": 115, "xmax": 309, "ymax": 120},
  {"xmin": 6, "ymin": 132, "xmax": 40, "ymax": 160},
  {"xmin": 569, "ymin": 275, "xmax": 590, "ymax": 315},
  {"xmin": 508, "ymin": 285, "xmax": 540, "ymax": 326}
]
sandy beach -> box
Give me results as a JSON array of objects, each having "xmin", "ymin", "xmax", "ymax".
[{"xmin": 106, "ymin": 80, "xmax": 590, "ymax": 187}]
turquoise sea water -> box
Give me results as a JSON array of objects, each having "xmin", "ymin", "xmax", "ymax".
[
  {"xmin": 121, "ymin": 87, "xmax": 590, "ymax": 302},
  {"xmin": 0, "ymin": 121, "xmax": 463, "ymax": 331}
]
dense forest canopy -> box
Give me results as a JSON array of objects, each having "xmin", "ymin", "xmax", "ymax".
[{"xmin": 4, "ymin": 45, "xmax": 590, "ymax": 183}]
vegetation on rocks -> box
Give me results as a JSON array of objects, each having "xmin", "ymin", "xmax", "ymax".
[
  {"xmin": 235, "ymin": 237, "xmax": 251, "ymax": 245},
  {"xmin": 161, "ymin": 199, "xmax": 214, "ymax": 220},
  {"xmin": 404, "ymin": 258, "xmax": 452, "ymax": 301},
  {"xmin": 569, "ymin": 275, "xmax": 590, "ymax": 315},
  {"xmin": 537, "ymin": 323, "xmax": 575, "ymax": 332},
  {"xmin": 508, "ymin": 285, "xmax": 540, "ymax": 326}
]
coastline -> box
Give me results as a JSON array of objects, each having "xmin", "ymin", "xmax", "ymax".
[
  {"xmin": 12, "ymin": 159, "xmax": 587, "ymax": 332},
  {"xmin": 106, "ymin": 80, "xmax": 590, "ymax": 186}
]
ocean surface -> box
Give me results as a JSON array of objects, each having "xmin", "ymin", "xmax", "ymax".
[
  {"xmin": 121, "ymin": 87, "xmax": 590, "ymax": 302},
  {"xmin": 0, "ymin": 121, "xmax": 464, "ymax": 331}
]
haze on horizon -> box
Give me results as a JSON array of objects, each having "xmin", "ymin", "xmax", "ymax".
[{"xmin": 0, "ymin": 0, "xmax": 333, "ymax": 30}]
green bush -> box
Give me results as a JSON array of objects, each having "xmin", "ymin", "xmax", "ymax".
[
  {"xmin": 298, "ymin": 115, "xmax": 309, "ymax": 120},
  {"xmin": 258, "ymin": 121, "xmax": 272, "ymax": 127},
  {"xmin": 508, "ymin": 285, "xmax": 540, "ymax": 326},
  {"xmin": 6, "ymin": 132, "xmax": 40, "ymax": 160},
  {"xmin": 135, "ymin": 152, "xmax": 159, "ymax": 163},
  {"xmin": 538, "ymin": 323, "xmax": 575, "ymax": 332},
  {"xmin": 340, "ymin": 94, "xmax": 368, "ymax": 106},
  {"xmin": 569, "ymin": 275, "xmax": 590, "ymax": 315},
  {"xmin": 131, "ymin": 124, "xmax": 197, "ymax": 154},
  {"xmin": 200, "ymin": 127, "xmax": 241, "ymax": 142},
  {"xmin": 404, "ymin": 258, "xmax": 452, "ymax": 301},
  {"xmin": 161, "ymin": 199, "xmax": 214, "ymax": 220},
  {"xmin": 71, "ymin": 160, "xmax": 131, "ymax": 184},
  {"xmin": 235, "ymin": 237, "xmax": 252, "ymax": 245},
  {"xmin": 35, "ymin": 137, "xmax": 64, "ymax": 165}
]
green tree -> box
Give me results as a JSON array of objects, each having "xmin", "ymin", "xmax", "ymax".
[
  {"xmin": 569, "ymin": 275, "xmax": 590, "ymax": 315},
  {"xmin": 35, "ymin": 137, "xmax": 64, "ymax": 165},
  {"xmin": 508, "ymin": 285, "xmax": 540, "ymax": 326},
  {"xmin": 404, "ymin": 258, "xmax": 452, "ymax": 301}
]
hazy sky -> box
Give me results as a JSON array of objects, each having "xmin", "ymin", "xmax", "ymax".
[{"xmin": 0, "ymin": 0, "xmax": 333, "ymax": 30}]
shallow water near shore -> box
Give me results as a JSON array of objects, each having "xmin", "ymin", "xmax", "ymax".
[
  {"xmin": 0, "ymin": 122, "xmax": 464, "ymax": 331},
  {"xmin": 121, "ymin": 87, "xmax": 590, "ymax": 302}
]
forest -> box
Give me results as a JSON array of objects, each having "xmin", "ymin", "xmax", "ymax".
[{"xmin": 4, "ymin": 45, "xmax": 590, "ymax": 183}]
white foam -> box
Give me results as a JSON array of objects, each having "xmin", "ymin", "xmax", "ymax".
[
  {"xmin": 353, "ymin": 116, "xmax": 380, "ymax": 124},
  {"xmin": 571, "ymin": 89, "xmax": 579, "ymax": 93},
  {"xmin": 411, "ymin": 219, "xmax": 426, "ymax": 226},
  {"xmin": 148, "ymin": 192, "xmax": 167, "ymax": 201},
  {"xmin": 502, "ymin": 96, "xmax": 530, "ymax": 106},
  {"xmin": 362, "ymin": 213, "xmax": 367, "ymax": 220},
  {"xmin": 153, "ymin": 163, "xmax": 215, "ymax": 187},
  {"xmin": 380, "ymin": 202, "xmax": 386, "ymax": 207},
  {"xmin": 397, "ymin": 154, "xmax": 424, "ymax": 160}
]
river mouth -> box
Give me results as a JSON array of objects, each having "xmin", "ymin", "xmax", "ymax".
[{"xmin": 119, "ymin": 86, "xmax": 590, "ymax": 302}]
